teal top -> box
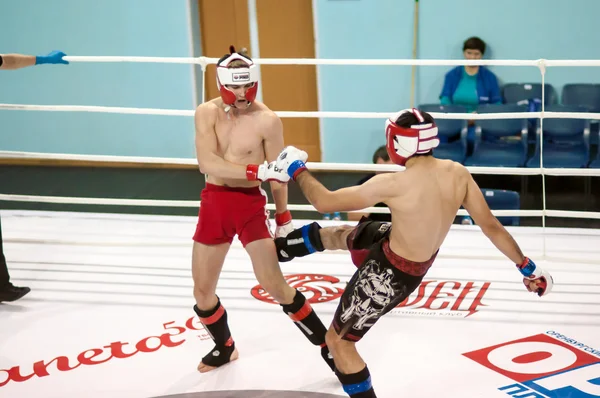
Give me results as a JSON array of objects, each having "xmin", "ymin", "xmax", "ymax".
[{"xmin": 440, "ymin": 69, "xmax": 479, "ymax": 112}]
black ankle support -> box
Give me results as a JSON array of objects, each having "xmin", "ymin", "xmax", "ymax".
[
  {"xmin": 275, "ymin": 222, "xmax": 325, "ymax": 262},
  {"xmin": 201, "ymin": 342, "xmax": 237, "ymax": 367},
  {"xmin": 194, "ymin": 299, "xmax": 232, "ymax": 347},
  {"xmin": 335, "ymin": 366, "xmax": 376, "ymax": 397},
  {"xmin": 194, "ymin": 300, "xmax": 236, "ymax": 368}
]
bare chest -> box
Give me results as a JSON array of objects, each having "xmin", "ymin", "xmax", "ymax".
[{"xmin": 214, "ymin": 115, "xmax": 265, "ymax": 161}]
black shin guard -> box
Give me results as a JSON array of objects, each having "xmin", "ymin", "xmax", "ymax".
[
  {"xmin": 194, "ymin": 299, "xmax": 236, "ymax": 367},
  {"xmin": 281, "ymin": 289, "xmax": 335, "ymax": 371},
  {"xmin": 335, "ymin": 366, "xmax": 376, "ymax": 398},
  {"xmin": 281, "ymin": 290, "xmax": 327, "ymax": 345},
  {"xmin": 275, "ymin": 222, "xmax": 325, "ymax": 262}
]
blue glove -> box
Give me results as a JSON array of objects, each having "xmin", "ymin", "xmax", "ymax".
[{"xmin": 36, "ymin": 50, "xmax": 69, "ymax": 65}]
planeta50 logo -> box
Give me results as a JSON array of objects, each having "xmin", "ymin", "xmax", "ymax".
[{"xmin": 0, "ymin": 317, "xmax": 211, "ymax": 388}]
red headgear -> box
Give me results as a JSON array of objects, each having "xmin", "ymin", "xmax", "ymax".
[
  {"xmin": 216, "ymin": 49, "xmax": 259, "ymax": 106},
  {"xmin": 385, "ymin": 108, "xmax": 440, "ymax": 166}
]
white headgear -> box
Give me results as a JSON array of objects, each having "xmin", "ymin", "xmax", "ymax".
[{"xmin": 216, "ymin": 51, "xmax": 259, "ymax": 106}]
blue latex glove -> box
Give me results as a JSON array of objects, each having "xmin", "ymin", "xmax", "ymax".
[{"xmin": 35, "ymin": 50, "xmax": 69, "ymax": 65}]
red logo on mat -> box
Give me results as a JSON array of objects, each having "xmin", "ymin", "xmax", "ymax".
[
  {"xmin": 395, "ymin": 280, "xmax": 491, "ymax": 317},
  {"xmin": 463, "ymin": 332, "xmax": 600, "ymax": 397},
  {"xmin": 251, "ymin": 273, "xmax": 344, "ymax": 304},
  {"xmin": 463, "ymin": 333, "xmax": 600, "ymax": 383}
]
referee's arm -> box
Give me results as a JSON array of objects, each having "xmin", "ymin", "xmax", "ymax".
[
  {"xmin": 0, "ymin": 51, "xmax": 68, "ymax": 70},
  {"xmin": 0, "ymin": 53, "xmax": 36, "ymax": 70}
]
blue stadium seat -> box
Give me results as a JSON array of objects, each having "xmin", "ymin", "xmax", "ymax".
[
  {"xmin": 483, "ymin": 189, "xmax": 520, "ymax": 226},
  {"xmin": 460, "ymin": 189, "xmax": 520, "ymax": 226},
  {"xmin": 526, "ymin": 105, "xmax": 591, "ymax": 168},
  {"xmin": 464, "ymin": 104, "xmax": 529, "ymax": 167},
  {"xmin": 419, "ymin": 104, "xmax": 468, "ymax": 163},
  {"xmin": 503, "ymin": 83, "xmax": 556, "ymax": 145},
  {"xmin": 562, "ymin": 84, "xmax": 600, "ymax": 112},
  {"xmin": 503, "ymin": 83, "xmax": 557, "ymax": 106}
]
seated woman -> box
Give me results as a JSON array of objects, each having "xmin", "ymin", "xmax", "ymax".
[{"xmin": 439, "ymin": 37, "xmax": 502, "ymax": 112}]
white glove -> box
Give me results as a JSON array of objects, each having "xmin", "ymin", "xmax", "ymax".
[
  {"xmin": 517, "ymin": 257, "xmax": 554, "ymax": 297},
  {"xmin": 274, "ymin": 210, "xmax": 294, "ymax": 238},
  {"xmin": 276, "ymin": 146, "xmax": 309, "ymax": 180},
  {"xmin": 246, "ymin": 161, "xmax": 289, "ymax": 183}
]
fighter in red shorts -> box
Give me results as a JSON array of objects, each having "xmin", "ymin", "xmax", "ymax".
[
  {"xmin": 191, "ymin": 46, "xmax": 333, "ymax": 373},
  {"xmin": 273, "ymin": 108, "xmax": 554, "ymax": 397}
]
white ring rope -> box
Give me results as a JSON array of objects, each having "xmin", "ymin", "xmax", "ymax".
[
  {"xmin": 61, "ymin": 56, "xmax": 600, "ymax": 68},
  {"xmin": 1, "ymin": 104, "xmax": 599, "ymax": 121},
  {"xmin": 0, "ymin": 193, "xmax": 540, "ymax": 217},
  {"xmin": 540, "ymin": 69, "xmax": 548, "ymax": 251},
  {"xmin": 0, "ymin": 104, "xmax": 194, "ymax": 117},
  {"xmin": 2, "ymin": 193, "xmax": 600, "ymax": 220},
  {"xmin": 2, "ymin": 150, "xmax": 600, "ymax": 176}
]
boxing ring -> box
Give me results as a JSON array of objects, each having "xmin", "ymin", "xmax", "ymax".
[{"xmin": 1, "ymin": 56, "xmax": 600, "ymax": 398}]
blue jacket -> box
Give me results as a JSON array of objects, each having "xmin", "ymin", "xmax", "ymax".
[{"xmin": 440, "ymin": 66, "xmax": 502, "ymax": 105}]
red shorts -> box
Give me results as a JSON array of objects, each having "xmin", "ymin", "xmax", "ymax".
[{"xmin": 193, "ymin": 183, "xmax": 273, "ymax": 247}]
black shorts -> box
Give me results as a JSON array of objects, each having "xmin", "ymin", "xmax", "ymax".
[{"xmin": 332, "ymin": 219, "xmax": 436, "ymax": 342}]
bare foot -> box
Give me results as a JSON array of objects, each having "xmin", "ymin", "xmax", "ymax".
[{"xmin": 197, "ymin": 347, "xmax": 239, "ymax": 373}]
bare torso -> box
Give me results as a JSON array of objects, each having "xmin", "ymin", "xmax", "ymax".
[
  {"xmin": 204, "ymin": 98, "xmax": 273, "ymax": 188},
  {"xmin": 385, "ymin": 157, "xmax": 468, "ymax": 262}
]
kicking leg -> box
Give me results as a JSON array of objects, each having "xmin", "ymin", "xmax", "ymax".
[
  {"xmin": 320, "ymin": 225, "xmax": 355, "ymax": 250},
  {"xmin": 275, "ymin": 218, "xmax": 391, "ymax": 263},
  {"xmin": 191, "ymin": 241, "xmax": 239, "ymax": 373},
  {"xmin": 275, "ymin": 221, "xmax": 355, "ymax": 262}
]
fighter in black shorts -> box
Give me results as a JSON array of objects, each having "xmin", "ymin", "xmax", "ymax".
[{"xmin": 273, "ymin": 108, "xmax": 553, "ymax": 398}]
